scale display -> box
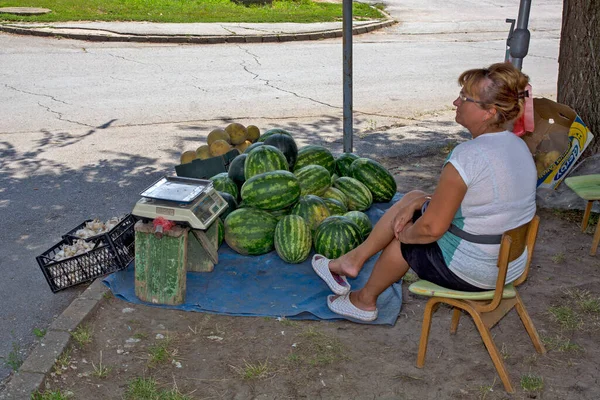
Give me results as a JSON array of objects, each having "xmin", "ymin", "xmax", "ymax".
[{"xmin": 132, "ymin": 176, "xmax": 227, "ymax": 230}]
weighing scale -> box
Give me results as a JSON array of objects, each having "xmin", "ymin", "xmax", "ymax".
[{"xmin": 132, "ymin": 176, "xmax": 228, "ymax": 230}]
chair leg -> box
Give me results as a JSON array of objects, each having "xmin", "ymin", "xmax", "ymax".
[
  {"xmin": 470, "ymin": 310, "xmax": 514, "ymax": 393},
  {"xmin": 450, "ymin": 308, "xmax": 461, "ymax": 334},
  {"xmin": 582, "ymin": 201, "xmax": 593, "ymax": 232},
  {"xmin": 591, "ymin": 214, "xmax": 600, "ymax": 256},
  {"xmin": 514, "ymin": 293, "xmax": 546, "ymax": 354},
  {"xmin": 416, "ymin": 298, "xmax": 439, "ymax": 368}
]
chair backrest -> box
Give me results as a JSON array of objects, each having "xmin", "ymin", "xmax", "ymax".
[{"xmin": 486, "ymin": 215, "xmax": 540, "ymax": 311}]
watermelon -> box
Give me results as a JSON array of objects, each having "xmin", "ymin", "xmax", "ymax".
[
  {"xmin": 314, "ymin": 216, "xmax": 362, "ymax": 259},
  {"xmin": 293, "ymin": 164, "xmax": 330, "ymax": 196},
  {"xmin": 294, "ymin": 145, "xmax": 336, "ymax": 174},
  {"xmin": 217, "ymin": 218, "xmax": 224, "ymax": 247},
  {"xmin": 244, "ymin": 142, "xmax": 264, "ymax": 154},
  {"xmin": 344, "ymin": 211, "xmax": 372, "ymax": 240},
  {"xmin": 263, "ymin": 133, "xmax": 298, "ymax": 171},
  {"xmin": 335, "ymin": 152, "xmax": 360, "ymax": 177},
  {"xmin": 210, "ymin": 172, "xmax": 238, "ymax": 200},
  {"xmin": 244, "ymin": 145, "xmax": 288, "ymax": 180},
  {"xmin": 333, "ymin": 177, "xmax": 373, "ymax": 211},
  {"xmin": 289, "ymin": 195, "xmax": 331, "ymax": 232},
  {"xmin": 350, "ymin": 158, "xmax": 397, "ymax": 202},
  {"xmin": 322, "ymin": 187, "xmax": 348, "ymax": 208},
  {"xmin": 321, "ymin": 198, "xmax": 347, "ymax": 216},
  {"xmin": 258, "ymin": 128, "xmax": 293, "ymax": 142},
  {"xmin": 274, "ymin": 215, "xmax": 312, "ymax": 263},
  {"xmin": 217, "ymin": 191, "xmax": 237, "ymax": 219},
  {"xmin": 228, "ymin": 153, "xmax": 247, "ymax": 190},
  {"xmin": 331, "ymin": 173, "xmax": 338, "ymax": 185},
  {"xmin": 224, "ymin": 208, "xmax": 278, "ymax": 255},
  {"xmin": 269, "ymin": 206, "xmax": 291, "ymax": 221},
  {"xmin": 241, "ymin": 170, "xmax": 301, "ymax": 211}
]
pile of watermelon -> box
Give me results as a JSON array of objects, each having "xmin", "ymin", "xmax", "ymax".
[{"xmin": 208, "ymin": 128, "xmax": 397, "ymax": 264}]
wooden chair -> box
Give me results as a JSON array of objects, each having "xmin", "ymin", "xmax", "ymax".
[
  {"xmin": 564, "ymin": 174, "xmax": 600, "ymax": 256},
  {"xmin": 408, "ymin": 215, "xmax": 546, "ymax": 393}
]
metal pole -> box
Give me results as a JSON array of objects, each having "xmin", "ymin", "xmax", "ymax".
[
  {"xmin": 342, "ymin": 0, "xmax": 353, "ymax": 153},
  {"xmin": 508, "ymin": 0, "xmax": 531, "ymax": 70}
]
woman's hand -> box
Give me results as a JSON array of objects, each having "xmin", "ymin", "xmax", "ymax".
[{"xmin": 392, "ymin": 206, "xmax": 415, "ymax": 240}]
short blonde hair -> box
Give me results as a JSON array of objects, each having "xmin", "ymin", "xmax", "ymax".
[{"xmin": 458, "ymin": 62, "xmax": 530, "ymax": 128}]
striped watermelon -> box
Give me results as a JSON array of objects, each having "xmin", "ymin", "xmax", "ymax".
[
  {"xmin": 224, "ymin": 208, "xmax": 278, "ymax": 255},
  {"xmin": 210, "ymin": 173, "xmax": 238, "ymax": 200},
  {"xmin": 274, "ymin": 215, "xmax": 312, "ymax": 263},
  {"xmin": 217, "ymin": 218, "xmax": 224, "ymax": 247},
  {"xmin": 241, "ymin": 170, "xmax": 300, "ymax": 211},
  {"xmin": 322, "ymin": 187, "xmax": 348, "ymax": 208},
  {"xmin": 314, "ymin": 216, "xmax": 362, "ymax": 259},
  {"xmin": 244, "ymin": 145, "xmax": 288, "ymax": 180},
  {"xmin": 321, "ymin": 198, "xmax": 347, "ymax": 216},
  {"xmin": 293, "ymin": 164, "xmax": 330, "ymax": 196},
  {"xmin": 344, "ymin": 211, "xmax": 372, "ymax": 240},
  {"xmin": 269, "ymin": 206, "xmax": 291, "ymax": 221},
  {"xmin": 289, "ymin": 195, "xmax": 331, "ymax": 232},
  {"xmin": 294, "ymin": 145, "xmax": 336, "ymax": 174},
  {"xmin": 228, "ymin": 154, "xmax": 247, "ymax": 190},
  {"xmin": 257, "ymin": 128, "xmax": 293, "ymax": 142},
  {"xmin": 333, "ymin": 177, "xmax": 373, "ymax": 211},
  {"xmin": 335, "ymin": 152, "xmax": 360, "ymax": 176},
  {"xmin": 217, "ymin": 191, "xmax": 237, "ymax": 219},
  {"xmin": 350, "ymin": 158, "xmax": 397, "ymax": 202},
  {"xmin": 331, "ymin": 173, "xmax": 338, "ymax": 185}
]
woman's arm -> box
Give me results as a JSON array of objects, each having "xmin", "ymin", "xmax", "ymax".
[{"xmin": 396, "ymin": 163, "xmax": 467, "ymax": 244}]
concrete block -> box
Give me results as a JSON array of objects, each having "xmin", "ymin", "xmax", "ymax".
[
  {"xmin": 0, "ymin": 372, "xmax": 45, "ymax": 399},
  {"xmin": 19, "ymin": 331, "xmax": 71, "ymax": 374},
  {"xmin": 48, "ymin": 298, "xmax": 99, "ymax": 332},
  {"xmin": 79, "ymin": 279, "xmax": 108, "ymax": 302}
]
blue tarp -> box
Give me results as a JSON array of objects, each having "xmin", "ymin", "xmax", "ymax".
[{"xmin": 104, "ymin": 193, "xmax": 403, "ymax": 325}]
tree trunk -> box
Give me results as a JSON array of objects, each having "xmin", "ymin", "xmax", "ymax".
[{"xmin": 557, "ymin": 0, "xmax": 599, "ymax": 156}]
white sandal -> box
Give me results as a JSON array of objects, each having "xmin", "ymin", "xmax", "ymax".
[
  {"xmin": 327, "ymin": 293, "xmax": 378, "ymax": 322},
  {"xmin": 311, "ymin": 254, "xmax": 350, "ymax": 295}
]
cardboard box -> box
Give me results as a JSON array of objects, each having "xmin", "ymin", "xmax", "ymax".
[{"xmin": 521, "ymin": 98, "xmax": 594, "ymax": 189}]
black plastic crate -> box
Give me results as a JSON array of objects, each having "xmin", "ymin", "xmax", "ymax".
[
  {"xmin": 63, "ymin": 214, "xmax": 136, "ymax": 268},
  {"xmin": 36, "ymin": 237, "xmax": 124, "ymax": 293}
]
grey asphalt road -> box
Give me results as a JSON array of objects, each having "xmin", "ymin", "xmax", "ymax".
[{"xmin": 0, "ymin": 0, "xmax": 562, "ymax": 385}]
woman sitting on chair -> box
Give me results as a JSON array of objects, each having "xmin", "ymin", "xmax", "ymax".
[{"xmin": 312, "ymin": 62, "xmax": 537, "ymax": 322}]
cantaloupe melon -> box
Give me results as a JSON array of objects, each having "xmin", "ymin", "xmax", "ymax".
[
  {"xmin": 196, "ymin": 145, "xmax": 211, "ymax": 160},
  {"xmin": 207, "ymin": 129, "xmax": 230, "ymax": 146},
  {"xmin": 225, "ymin": 123, "xmax": 248, "ymax": 145},
  {"xmin": 180, "ymin": 150, "xmax": 197, "ymax": 164},
  {"xmin": 210, "ymin": 140, "xmax": 232, "ymax": 157},
  {"xmin": 235, "ymin": 140, "xmax": 252, "ymax": 153},
  {"xmin": 247, "ymin": 125, "xmax": 260, "ymax": 143}
]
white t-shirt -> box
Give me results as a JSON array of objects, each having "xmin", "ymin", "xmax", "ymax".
[{"xmin": 437, "ymin": 130, "xmax": 537, "ymax": 289}]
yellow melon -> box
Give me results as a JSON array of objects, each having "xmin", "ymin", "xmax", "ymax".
[
  {"xmin": 247, "ymin": 125, "xmax": 260, "ymax": 143},
  {"xmin": 225, "ymin": 123, "xmax": 248, "ymax": 145},
  {"xmin": 207, "ymin": 128, "xmax": 230, "ymax": 146},
  {"xmin": 196, "ymin": 144, "xmax": 211, "ymax": 160},
  {"xmin": 234, "ymin": 140, "xmax": 252, "ymax": 153},
  {"xmin": 210, "ymin": 140, "xmax": 232, "ymax": 157},
  {"xmin": 180, "ymin": 150, "xmax": 197, "ymax": 164}
]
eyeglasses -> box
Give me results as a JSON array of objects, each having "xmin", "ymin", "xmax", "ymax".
[{"xmin": 458, "ymin": 92, "xmax": 488, "ymax": 106}]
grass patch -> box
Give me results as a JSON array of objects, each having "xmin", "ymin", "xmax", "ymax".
[
  {"xmin": 33, "ymin": 328, "xmax": 47, "ymax": 338},
  {"xmin": 125, "ymin": 377, "xmax": 190, "ymax": 400},
  {"xmin": 133, "ymin": 332, "xmax": 148, "ymax": 340},
  {"xmin": 520, "ymin": 373, "xmax": 544, "ymax": 392},
  {"xmin": 477, "ymin": 377, "xmax": 496, "ymax": 400},
  {"xmin": 278, "ymin": 317, "xmax": 298, "ymax": 327},
  {"xmin": 232, "ymin": 359, "xmax": 272, "ymax": 380},
  {"xmin": 91, "ymin": 351, "xmax": 112, "ymax": 379},
  {"xmin": 3, "ymin": 342, "xmax": 23, "ymax": 371},
  {"xmin": 147, "ymin": 335, "xmax": 177, "ymax": 367},
  {"xmin": 551, "ymin": 252, "xmax": 565, "ymax": 264},
  {"xmin": 0, "ymin": 0, "xmax": 383, "ymax": 23},
  {"xmin": 70, "ymin": 324, "xmax": 93, "ymax": 347},
  {"xmin": 541, "ymin": 335, "xmax": 583, "ymax": 352},
  {"xmin": 291, "ymin": 326, "xmax": 346, "ymax": 366},
  {"xmin": 548, "ymin": 305, "xmax": 582, "ymax": 331},
  {"xmin": 31, "ymin": 389, "xmax": 72, "ymax": 400},
  {"xmin": 566, "ymin": 288, "xmax": 600, "ymax": 314}
]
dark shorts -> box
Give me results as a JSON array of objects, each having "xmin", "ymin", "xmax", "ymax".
[{"xmin": 400, "ymin": 208, "xmax": 485, "ymax": 292}]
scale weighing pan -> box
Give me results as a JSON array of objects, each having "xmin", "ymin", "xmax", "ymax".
[{"xmin": 140, "ymin": 176, "xmax": 212, "ymax": 203}]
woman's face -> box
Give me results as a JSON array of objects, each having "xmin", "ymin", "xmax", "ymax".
[{"xmin": 453, "ymin": 85, "xmax": 495, "ymax": 135}]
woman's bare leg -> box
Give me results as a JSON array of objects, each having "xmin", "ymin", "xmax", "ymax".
[
  {"xmin": 327, "ymin": 190, "xmax": 426, "ymax": 277},
  {"xmin": 350, "ymin": 238, "xmax": 410, "ymax": 311}
]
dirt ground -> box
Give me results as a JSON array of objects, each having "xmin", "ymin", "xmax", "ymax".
[{"xmin": 39, "ymin": 150, "xmax": 600, "ymax": 400}]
